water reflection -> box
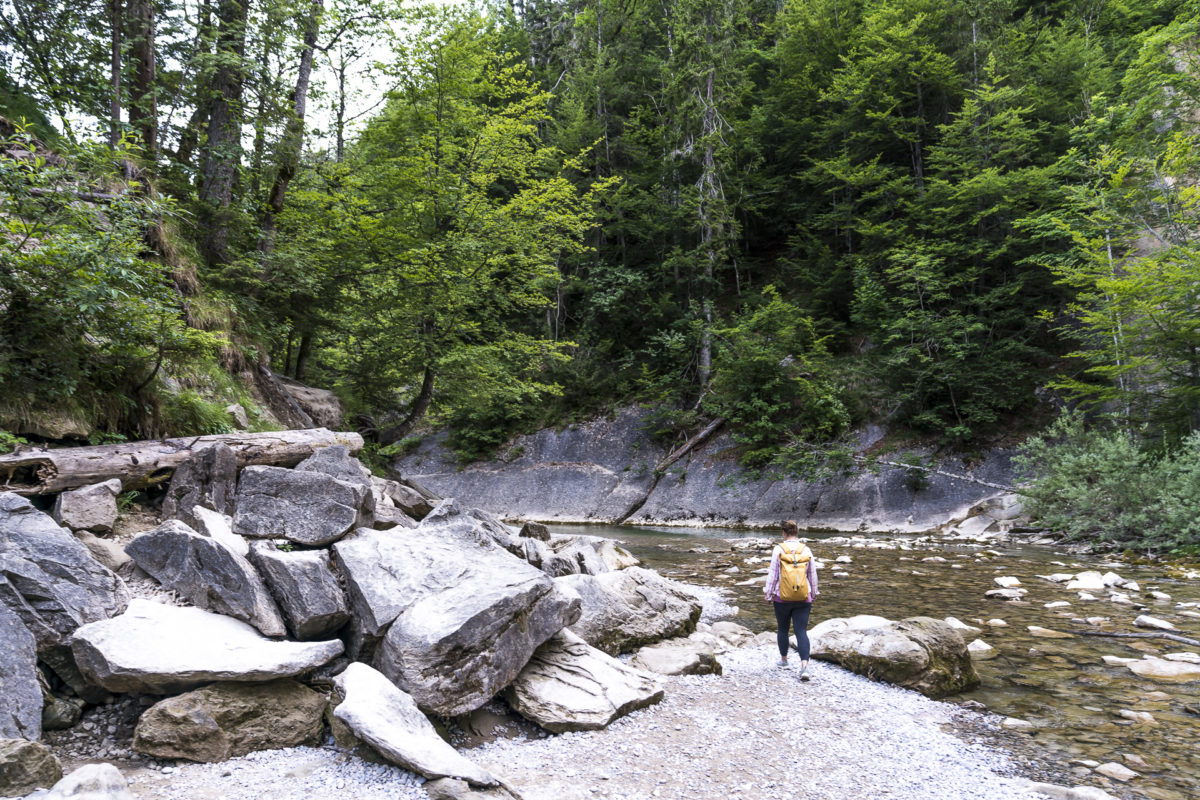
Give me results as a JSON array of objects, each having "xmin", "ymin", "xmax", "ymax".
[{"xmin": 551, "ymin": 523, "xmax": 1200, "ymax": 800}]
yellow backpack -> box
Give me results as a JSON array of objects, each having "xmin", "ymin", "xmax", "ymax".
[{"xmin": 778, "ymin": 541, "xmax": 812, "ymax": 602}]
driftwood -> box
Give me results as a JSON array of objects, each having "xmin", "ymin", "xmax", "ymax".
[
  {"xmin": 1068, "ymin": 629, "xmax": 1200, "ymax": 647},
  {"xmin": 0, "ymin": 428, "xmax": 364, "ymax": 496}
]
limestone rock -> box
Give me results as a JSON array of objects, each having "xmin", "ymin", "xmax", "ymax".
[
  {"xmin": 812, "ymin": 616, "xmax": 980, "ymax": 699},
  {"xmin": 43, "ymin": 763, "xmax": 134, "ymax": 800},
  {"xmin": 232, "ymin": 465, "xmax": 365, "ymax": 546},
  {"xmin": 51, "ymin": 479, "xmax": 121, "ymax": 533},
  {"xmin": 296, "ymin": 445, "xmax": 371, "ymax": 490},
  {"xmin": 985, "ymin": 588, "xmax": 1027, "ymax": 600},
  {"xmin": 519, "ymin": 522, "xmax": 550, "ymax": 541},
  {"xmin": 375, "ymin": 479, "xmax": 435, "ymax": 520},
  {"xmin": 248, "ymin": 542, "xmax": 350, "ymax": 640},
  {"xmin": 424, "ymin": 778, "xmax": 522, "ymax": 800},
  {"xmin": 993, "ymin": 576, "xmax": 1022, "ymax": 588},
  {"xmin": 967, "ymin": 639, "xmax": 998, "ymax": 660},
  {"xmin": 709, "ymin": 621, "xmax": 755, "ymax": 648},
  {"xmin": 1027, "ymin": 626, "xmax": 1074, "ymax": 639},
  {"xmin": 332, "ymin": 662, "xmax": 497, "ymax": 786},
  {"xmin": 0, "ymin": 492, "xmax": 128, "ymax": 655},
  {"xmin": 1125, "ymin": 657, "xmax": 1200, "ymax": 683},
  {"xmin": 334, "ymin": 515, "xmax": 580, "ymax": 716},
  {"xmin": 1066, "ymin": 571, "xmax": 1106, "ymax": 591},
  {"xmin": 72, "ymin": 531, "xmax": 130, "ymax": 573},
  {"xmin": 132, "ymin": 680, "xmax": 327, "ymax": 761},
  {"xmin": 161, "ymin": 443, "xmax": 237, "ymax": 528},
  {"xmin": 1133, "ymin": 615, "xmax": 1176, "ymax": 631},
  {"xmin": 0, "ymin": 602, "xmax": 41, "ymax": 740},
  {"xmin": 560, "ymin": 567, "xmax": 702, "ymax": 655},
  {"xmin": 373, "ymin": 505, "xmax": 418, "ymax": 529},
  {"xmin": 70, "ymin": 599, "xmax": 343, "ymax": 694},
  {"xmin": 505, "ymin": 630, "xmax": 664, "ymax": 732},
  {"xmin": 190, "ymin": 505, "xmax": 249, "ymax": 557},
  {"xmin": 594, "ymin": 539, "xmax": 639, "ymax": 570},
  {"xmin": 630, "ymin": 637, "xmax": 721, "ymax": 676},
  {"xmin": 277, "ymin": 375, "xmax": 345, "ymax": 429},
  {"xmin": 809, "ymin": 615, "xmax": 892, "ymax": 648},
  {"xmin": 0, "ymin": 739, "xmax": 61, "ymax": 796},
  {"xmin": 1094, "ymin": 762, "xmax": 1138, "ymax": 782},
  {"xmin": 125, "ymin": 520, "xmax": 285, "ymax": 637}
]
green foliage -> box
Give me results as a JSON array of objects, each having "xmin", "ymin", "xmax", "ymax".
[
  {"xmin": 1015, "ymin": 414, "xmax": 1200, "ymax": 553},
  {"xmin": 159, "ymin": 390, "xmax": 236, "ymax": 437},
  {"xmin": 703, "ymin": 287, "xmax": 849, "ymax": 469},
  {"xmin": 0, "ymin": 430, "xmax": 27, "ymax": 454}
]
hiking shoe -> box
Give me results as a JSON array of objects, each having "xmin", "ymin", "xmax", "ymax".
[
  {"xmin": 777, "ymin": 658, "xmax": 788, "ymax": 668},
  {"xmin": 798, "ymin": 663, "xmax": 809, "ymax": 681}
]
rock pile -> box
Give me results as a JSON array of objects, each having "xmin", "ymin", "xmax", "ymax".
[{"xmin": 0, "ymin": 439, "xmax": 701, "ymax": 797}]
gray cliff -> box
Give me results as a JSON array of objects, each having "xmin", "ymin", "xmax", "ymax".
[{"xmin": 393, "ymin": 407, "xmax": 1016, "ymax": 532}]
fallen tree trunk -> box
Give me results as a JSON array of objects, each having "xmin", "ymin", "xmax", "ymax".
[{"xmin": 0, "ymin": 428, "xmax": 364, "ymax": 496}]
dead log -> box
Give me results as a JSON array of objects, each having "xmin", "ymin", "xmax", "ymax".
[{"xmin": 0, "ymin": 428, "xmax": 363, "ymax": 496}]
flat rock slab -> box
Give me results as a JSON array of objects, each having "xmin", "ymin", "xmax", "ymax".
[
  {"xmin": 559, "ymin": 567, "xmax": 702, "ymax": 655},
  {"xmin": 248, "ymin": 543, "xmax": 350, "ymax": 640},
  {"xmin": 133, "ymin": 679, "xmax": 327, "ymax": 761},
  {"xmin": 0, "ymin": 738, "xmax": 62, "ymax": 797},
  {"xmin": 630, "ymin": 637, "xmax": 721, "ymax": 676},
  {"xmin": 505, "ymin": 630, "xmax": 664, "ymax": 732},
  {"xmin": 0, "ymin": 492, "xmax": 128, "ymax": 652},
  {"xmin": 332, "ymin": 662, "xmax": 498, "ymax": 786},
  {"xmin": 1125, "ymin": 657, "xmax": 1200, "ymax": 683},
  {"xmin": 70, "ymin": 599, "xmax": 343, "ymax": 694},
  {"xmin": 126, "ymin": 521, "xmax": 285, "ymax": 637},
  {"xmin": 0, "ymin": 602, "xmax": 41, "ymax": 739},
  {"xmin": 232, "ymin": 466, "xmax": 364, "ymax": 546}
]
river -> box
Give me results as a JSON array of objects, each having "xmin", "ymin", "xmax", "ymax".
[{"xmin": 549, "ymin": 523, "xmax": 1200, "ymax": 800}]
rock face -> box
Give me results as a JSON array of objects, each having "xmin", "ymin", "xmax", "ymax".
[
  {"xmin": 560, "ymin": 567, "xmax": 702, "ymax": 655},
  {"xmin": 42, "ymin": 763, "xmax": 134, "ymax": 800},
  {"xmin": 70, "ymin": 599, "xmax": 344, "ymax": 694},
  {"xmin": 0, "ymin": 602, "xmax": 41, "ymax": 740},
  {"xmin": 277, "ymin": 375, "xmax": 345, "ymax": 429},
  {"xmin": 332, "ymin": 663, "xmax": 498, "ymax": 786},
  {"xmin": 132, "ymin": 680, "xmax": 327, "ymax": 761},
  {"xmin": 395, "ymin": 407, "xmax": 1016, "ymax": 531},
  {"xmin": 812, "ymin": 616, "xmax": 980, "ymax": 699},
  {"xmin": 505, "ymin": 630, "xmax": 664, "ymax": 732},
  {"xmin": 0, "ymin": 738, "xmax": 62, "ymax": 796},
  {"xmin": 51, "ymin": 479, "xmax": 121, "ymax": 533},
  {"xmin": 161, "ymin": 443, "xmax": 238, "ymax": 527},
  {"xmin": 0, "ymin": 493, "xmax": 128, "ymax": 655},
  {"xmin": 232, "ymin": 465, "xmax": 365, "ymax": 546},
  {"xmin": 333, "ymin": 503, "xmax": 580, "ymax": 716},
  {"xmin": 248, "ymin": 543, "xmax": 350, "ymax": 640},
  {"xmin": 125, "ymin": 521, "xmax": 286, "ymax": 638}
]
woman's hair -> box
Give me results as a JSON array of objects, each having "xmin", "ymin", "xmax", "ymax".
[{"xmin": 781, "ymin": 520, "xmax": 799, "ymax": 537}]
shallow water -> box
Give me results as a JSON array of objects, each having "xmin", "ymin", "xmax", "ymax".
[{"xmin": 551, "ymin": 523, "xmax": 1200, "ymax": 800}]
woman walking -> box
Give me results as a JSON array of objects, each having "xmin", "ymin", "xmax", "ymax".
[{"xmin": 763, "ymin": 519, "xmax": 819, "ymax": 678}]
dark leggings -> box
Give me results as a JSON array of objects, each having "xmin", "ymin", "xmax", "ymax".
[{"xmin": 774, "ymin": 601, "xmax": 812, "ymax": 660}]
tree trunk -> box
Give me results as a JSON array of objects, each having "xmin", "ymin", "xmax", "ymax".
[
  {"xmin": 198, "ymin": 0, "xmax": 249, "ymax": 267},
  {"xmin": 109, "ymin": 0, "xmax": 122, "ymax": 149},
  {"xmin": 127, "ymin": 0, "xmax": 156, "ymax": 158},
  {"xmin": 259, "ymin": 0, "xmax": 324, "ymax": 255},
  {"xmin": 379, "ymin": 366, "xmax": 436, "ymax": 444},
  {"xmin": 294, "ymin": 330, "xmax": 313, "ymax": 381},
  {"xmin": 0, "ymin": 429, "xmax": 364, "ymax": 496}
]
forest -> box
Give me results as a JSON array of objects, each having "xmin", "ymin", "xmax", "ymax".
[{"xmin": 0, "ymin": 0, "xmax": 1198, "ymax": 550}]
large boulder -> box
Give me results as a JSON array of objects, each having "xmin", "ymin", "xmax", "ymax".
[
  {"xmin": 161, "ymin": 443, "xmax": 237, "ymax": 527},
  {"xmin": 42, "ymin": 763, "xmax": 134, "ymax": 800},
  {"xmin": 0, "ymin": 493, "xmax": 128, "ymax": 675},
  {"xmin": 51, "ymin": 479, "xmax": 121, "ymax": 534},
  {"xmin": 811, "ymin": 616, "xmax": 980, "ymax": 699},
  {"xmin": 248, "ymin": 542, "xmax": 350, "ymax": 640},
  {"xmin": 504, "ymin": 630, "xmax": 664, "ymax": 732},
  {"xmin": 70, "ymin": 599, "xmax": 344, "ymax": 694},
  {"xmin": 125, "ymin": 520, "xmax": 286, "ymax": 637},
  {"xmin": 190, "ymin": 505, "xmax": 249, "ymax": 557},
  {"xmin": 331, "ymin": 663, "xmax": 498, "ymax": 786},
  {"xmin": 72, "ymin": 531, "xmax": 130, "ymax": 573},
  {"xmin": 559, "ymin": 567, "xmax": 702, "ymax": 655},
  {"xmin": 132, "ymin": 680, "xmax": 327, "ymax": 762},
  {"xmin": 0, "ymin": 739, "xmax": 61, "ymax": 796},
  {"xmin": 372, "ymin": 477, "xmax": 435, "ymax": 521},
  {"xmin": 0, "ymin": 602, "xmax": 41, "ymax": 740},
  {"xmin": 232, "ymin": 465, "xmax": 366, "ymax": 546}
]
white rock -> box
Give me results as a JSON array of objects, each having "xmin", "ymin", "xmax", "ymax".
[
  {"xmin": 967, "ymin": 639, "xmax": 997, "ymax": 660},
  {"xmin": 1125, "ymin": 657, "xmax": 1200, "ymax": 683},
  {"xmin": 993, "ymin": 576, "xmax": 1021, "ymax": 588},
  {"xmin": 190, "ymin": 505, "xmax": 249, "ymax": 557},
  {"xmin": 1020, "ymin": 780, "xmax": 1118, "ymax": 800},
  {"xmin": 985, "ymin": 588, "xmax": 1027, "ymax": 600},
  {"xmin": 44, "ymin": 763, "xmax": 134, "ymax": 800},
  {"xmin": 1027, "ymin": 626, "xmax": 1073, "ymax": 639},
  {"xmin": 1077, "ymin": 592, "xmax": 1098, "ymax": 601},
  {"xmin": 835, "ymin": 555, "xmax": 852, "ymax": 563},
  {"xmin": 943, "ymin": 617, "xmax": 981, "ymax": 633},
  {"xmin": 985, "ymin": 619, "xmax": 1008, "ymax": 627},
  {"xmin": 1149, "ymin": 591, "xmax": 1171, "ymax": 601},
  {"xmin": 1133, "ymin": 615, "xmax": 1177, "ymax": 631},
  {"xmin": 1102, "ymin": 656, "xmax": 1139, "ymax": 666},
  {"xmin": 332, "ymin": 662, "xmax": 497, "ymax": 785},
  {"xmin": 1065, "ymin": 572, "xmax": 1105, "ymax": 591},
  {"xmin": 1117, "ymin": 709, "xmax": 1156, "ymax": 725},
  {"xmin": 1122, "ymin": 581, "xmax": 1140, "ymax": 592},
  {"xmin": 1044, "ymin": 601, "xmax": 1071, "ymax": 609},
  {"xmin": 1163, "ymin": 651, "xmax": 1200, "ymax": 663},
  {"xmin": 1038, "ymin": 573, "xmax": 1075, "ymax": 583},
  {"xmin": 1094, "ymin": 762, "xmax": 1138, "ymax": 782},
  {"xmin": 70, "ymin": 599, "xmax": 344, "ymax": 694},
  {"xmin": 808, "ymin": 615, "xmax": 891, "ymax": 648},
  {"xmin": 1100, "ymin": 572, "xmax": 1126, "ymax": 587},
  {"xmin": 1001, "ymin": 717, "xmax": 1035, "ymax": 731}
]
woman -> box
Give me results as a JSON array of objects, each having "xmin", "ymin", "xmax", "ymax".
[{"xmin": 763, "ymin": 519, "xmax": 819, "ymax": 678}]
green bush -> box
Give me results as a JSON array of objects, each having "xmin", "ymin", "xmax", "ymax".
[{"xmin": 1015, "ymin": 414, "xmax": 1200, "ymax": 554}]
